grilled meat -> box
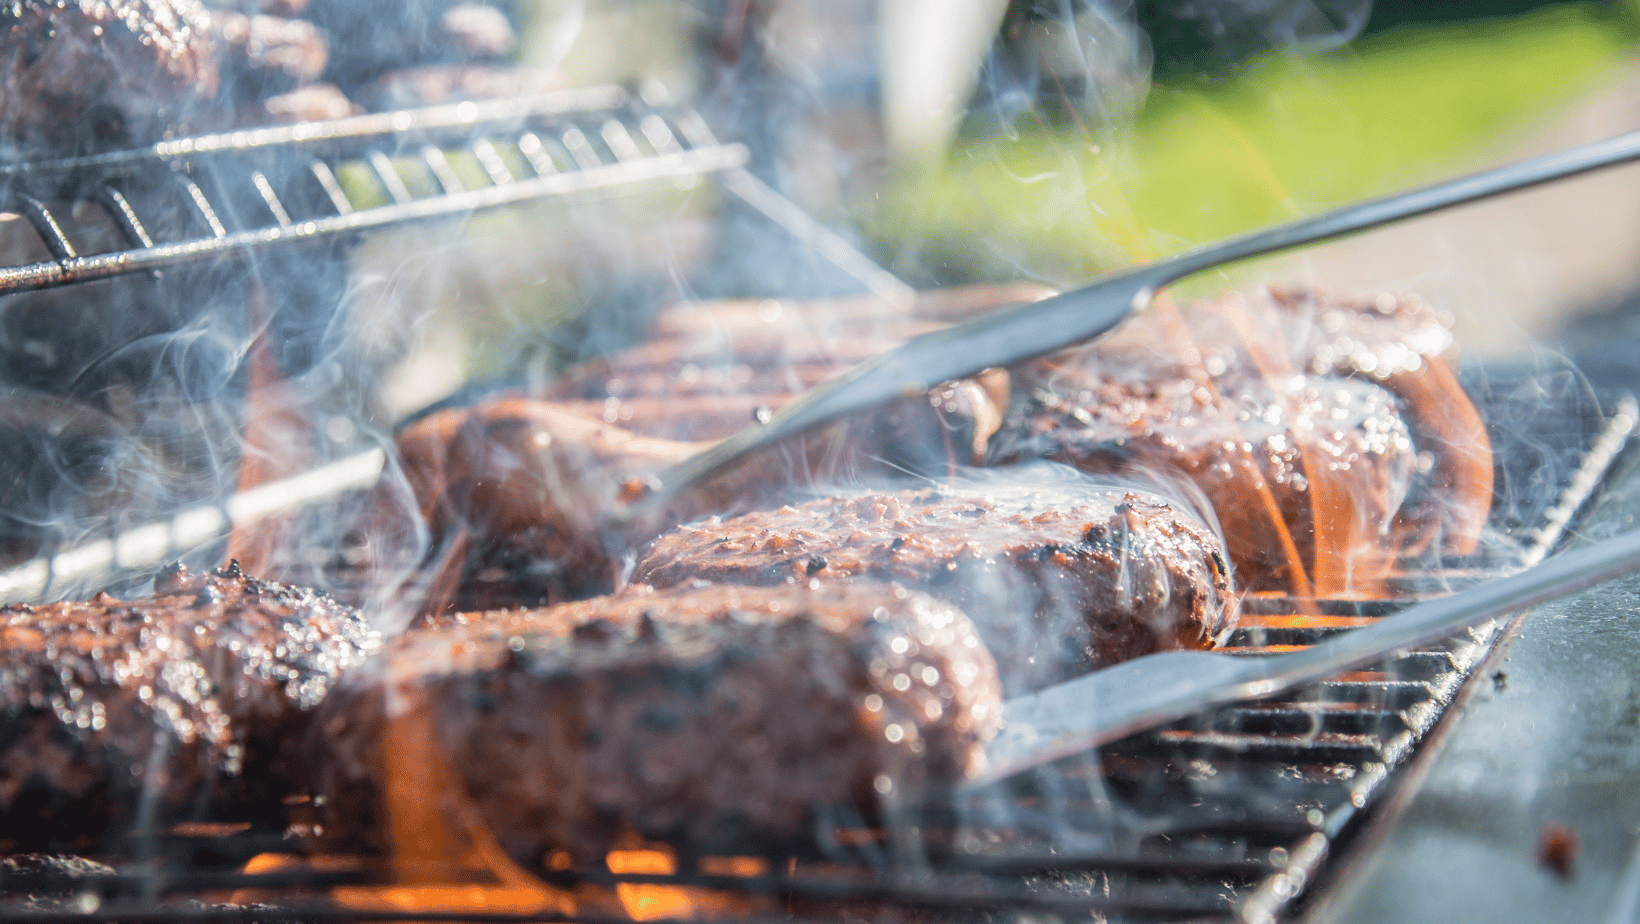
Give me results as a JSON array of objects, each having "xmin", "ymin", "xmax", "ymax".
[
  {"xmin": 0, "ymin": 562, "xmax": 379, "ymax": 851},
  {"xmin": 0, "ymin": 0, "xmax": 220, "ymax": 153},
  {"xmin": 544, "ymin": 288, "xmax": 1037, "ymax": 460},
  {"xmin": 999, "ymin": 288, "xmax": 1489, "ymax": 594},
  {"xmin": 0, "ymin": 0, "xmax": 350, "ymax": 154},
  {"xmin": 631, "ymin": 473, "xmax": 1235, "ymax": 694},
  {"xmin": 212, "ymin": 9, "xmax": 329, "ymax": 103},
  {"xmin": 385, "ymin": 288, "xmax": 1047, "ymax": 612},
  {"xmin": 301, "ymin": 0, "xmax": 516, "ymax": 95},
  {"xmin": 392, "ymin": 397, "xmax": 828, "ymax": 610},
  {"xmin": 0, "ymin": 854, "xmax": 114, "ymax": 901},
  {"xmin": 391, "ymin": 381, "xmax": 1014, "ymax": 613},
  {"xmin": 1254, "ymin": 287, "xmax": 1493, "ymax": 557},
  {"xmin": 998, "ymin": 372, "xmax": 1416, "ymax": 594},
  {"xmin": 311, "ymin": 581, "xmax": 1000, "ymax": 866}
]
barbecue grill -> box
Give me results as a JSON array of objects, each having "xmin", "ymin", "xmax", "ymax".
[{"xmin": 0, "ymin": 84, "xmax": 1637, "ymax": 924}]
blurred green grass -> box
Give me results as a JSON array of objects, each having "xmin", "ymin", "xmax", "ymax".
[{"xmin": 866, "ymin": 3, "xmax": 1640, "ymax": 286}]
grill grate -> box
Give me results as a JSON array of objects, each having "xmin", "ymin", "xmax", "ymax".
[
  {"xmin": 0, "ymin": 380, "xmax": 1629, "ymax": 924},
  {"xmin": 0, "ymin": 88, "xmax": 750, "ymax": 299},
  {"xmin": 0, "ymin": 90, "xmax": 1632, "ymax": 924},
  {"xmin": 0, "ymin": 90, "xmax": 915, "ymax": 602}
]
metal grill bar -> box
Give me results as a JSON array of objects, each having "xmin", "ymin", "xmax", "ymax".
[
  {"xmin": 471, "ymin": 139, "xmax": 514, "ymax": 185},
  {"xmin": 18, "ymin": 194, "xmax": 77, "ymax": 260},
  {"xmin": 0, "ymin": 450, "xmax": 386, "ymax": 603},
  {"xmin": 309, "ymin": 161, "xmax": 355, "ymax": 216},
  {"xmin": 250, "ymin": 172, "xmax": 293, "ymax": 228},
  {"xmin": 366, "ymin": 151, "xmax": 414, "ymax": 205},
  {"xmin": 0, "ymin": 89, "xmax": 750, "ymax": 298},
  {"xmin": 0, "ymin": 388, "xmax": 1626, "ymax": 924},
  {"xmin": 99, "ymin": 187, "xmax": 155, "ymax": 248},
  {"xmin": 0, "ymin": 145, "xmax": 747, "ymax": 296},
  {"xmin": 0, "ymin": 89, "xmax": 1630, "ymax": 922}
]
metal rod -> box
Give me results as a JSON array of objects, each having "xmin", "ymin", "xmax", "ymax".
[
  {"xmin": 719, "ymin": 167, "xmax": 916, "ymax": 307},
  {"xmin": 0, "ymin": 145, "xmax": 749, "ymax": 297},
  {"xmin": 619, "ymin": 128, "xmax": 1640, "ymax": 524},
  {"xmin": 0, "ymin": 88, "xmax": 630, "ymax": 176},
  {"xmin": 471, "ymin": 138, "xmax": 514, "ymax": 185},
  {"xmin": 100, "ymin": 187, "xmax": 155, "ymax": 248},
  {"xmin": 251, "ymin": 172, "xmax": 294, "ymax": 228},
  {"xmin": 18, "ymin": 195, "xmax": 76, "ymax": 260},
  {"xmin": 367, "ymin": 151, "xmax": 414, "ymax": 205},
  {"xmin": 309, "ymin": 160, "xmax": 355, "ymax": 216},
  {"xmin": 0, "ymin": 449, "xmax": 385, "ymax": 603},
  {"xmin": 181, "ymin": 179, "xmax": 228, "ymax": 238}
]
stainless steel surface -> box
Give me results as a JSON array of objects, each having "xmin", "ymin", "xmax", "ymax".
[
  {"xmin": 1308, "ymin": 445, "xmax": 1640, "ymax": 923},
  {"xmin": 622, "ymin": 129, "xmax": 1640, "ymax": 524}
]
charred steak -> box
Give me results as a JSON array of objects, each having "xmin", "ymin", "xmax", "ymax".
[
  {"xmin": 631, "ymin": 472, "xmax": 1235, "ymax": 694},
  {"xmin": 0, "ymin": 562, "xmax": 379, "ymax": 851},
  {"xmin": 0, "ymin": 0, "xmax": 220, "ymax": 152},
  {"xmin": 998, "ymin": 371, "xmax": 1416, "ymax": 594},
  {"xmin": 998, "ymin": 288, "xmax": 1491, "ymax": 595},
  {"xmin": 311, "ymin": 581, "xmax": 1000, "ymax": 866},
  {"xmin": 381, "ymin": 289, "xmax": 1049, "ymax": 612}
]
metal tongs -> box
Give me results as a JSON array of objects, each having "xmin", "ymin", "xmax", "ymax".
[
  {"xmin": 609, "ymin": 129, "xmax": 1640, "ymax": 525},
  {"xmin": 967, "ymin": 527, "xmax": 1640, "ymax": 788},
  {"xmin": 602, "ymin": 129, "xmax": 1640, "ymax": 782}
]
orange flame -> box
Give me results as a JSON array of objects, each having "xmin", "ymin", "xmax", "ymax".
[
  {"xmin": 226, "ymin": 280, "xmax": 311, "ymax": 575},
  {"xmin": 604, "ymin": 850, "xmax": 772, "ymax": 921},
  {"xmin": 328, "ymin": 687, "xmax": 581, "ymax": 918},
  {"xmin": 605, "ymin": 850, "xmax": 694, "ymax": 921},
  {"xmin": 1146, "ymin": 292, "xmax": 1315, "ymax": 598},
  {"xmin": 310, "ymin": 681, "xmax": 771, "ymax": 921}
]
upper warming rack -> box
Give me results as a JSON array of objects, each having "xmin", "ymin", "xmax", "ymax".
[{"xmin": 0, "ymin": 86, "xmax": 754, "ymax": 297}]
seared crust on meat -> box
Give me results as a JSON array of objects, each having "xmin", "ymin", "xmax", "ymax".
[
  {"xmin": 0, "ymin": 1, "xmax": 219, "ymax": 152},
  {"xmin": 0, "ymin": 562, "xmax": 379, "ymax": 851},
  {"xmin": 999, "ymin": 373, "xmax": 1415, "ymax": 594},
  {"xmin": 394, "ymin": 397, "xmax": 822, "ymax": 609},
  {"xmin": 377, "ymin": 288, "xmax": 1055, "ymax": 613},
  {"xmin": 997, "ymin": 288, "xmax": 1485, "ymax": 594},
  {"xmin": 310, "ymin": 581, "xmax": 1000, "ymax": 866},
  {"xmin": 631, "ymin": 475, "xmax": 1235, "ymax": 693}
]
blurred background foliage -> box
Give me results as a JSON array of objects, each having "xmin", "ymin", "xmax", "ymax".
[{"xmin": 864, "ymin": 0, "xmax": 1640, "ymax": 287}]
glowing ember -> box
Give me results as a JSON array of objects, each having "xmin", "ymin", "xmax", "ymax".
[{"xmin": 606, "ymin": 850, "xmax": 695, "ymax": 921}]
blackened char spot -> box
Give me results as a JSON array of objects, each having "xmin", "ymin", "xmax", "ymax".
[
  {"xmin": 637, "ymin": 610, "xmax": 662, "ymax": 641},
  {"xmin": 571, "ymin": 619, "xmax": 620, "ymax": 643}
]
